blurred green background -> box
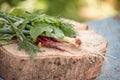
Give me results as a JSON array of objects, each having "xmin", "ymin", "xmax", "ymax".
[{"xmin": 0, "ymin": 0, "xmax": 120, "ymax": 22}]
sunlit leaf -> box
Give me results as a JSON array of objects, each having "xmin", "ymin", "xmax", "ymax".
[
  {"xmin": 53, "ymin": 27, "xmax": 64, "ymax": 39},
  {"xmin": 60, "ymin": 22, "xmax": 76, "ymax": 36},
  {"xmin": 30, "ymin": 23, "xmax": 49, "ymax": 41},
  {"xmin": 9, "ymin": 8, "xmax": 28, "ymax": 18}
]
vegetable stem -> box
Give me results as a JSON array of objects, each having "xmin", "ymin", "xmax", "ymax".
[
  {"xmin": 0, "ymin": 28, "xmax": 29, "ymax": 34},
  {"xmin": 62, "ymin": 36, "xmax": 81, "ymax": 47}
]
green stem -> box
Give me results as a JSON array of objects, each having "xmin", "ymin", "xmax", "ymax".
[
  {"xmin": 7, "ymin": 16, "xmax": 20, "ymax": 22},
  {"xmin": 62, "ymin": 36, "xmax": 81, "ymax": 47},
  {"xmin": 0, "ymin": 28, "xmax": 29, "ymax": 34},
  {"xmin": 25, "ymin": 25, "xmax": 32, "ymax": 29},
  {"xmin": 0, "ymin": 12, "xmax": 17, "ymax": 32}
]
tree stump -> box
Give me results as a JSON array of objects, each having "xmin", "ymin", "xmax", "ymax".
[{"xmin": 0, "ymin": 20, "xmax": 107, "ymax": 80}]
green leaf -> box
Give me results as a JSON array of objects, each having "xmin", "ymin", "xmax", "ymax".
[
  {"xmin": 45, "ymin": 17, "xmax": 55, "ymax": 23},
  {"xmin": 0, "ymin": 34, "xmax": 15, "ymax": 40},
  {"xmin": 0, "ymin": 21, "xmax": 4, "ymax": 27},
  {"xmin": 18, "ymin": 40, "xmax": 40, "ymax": 59},
  {"xmin": 26, "ymin": 13, "xmax": 45, "ymax": 22},
  {"xmin": 45, "ymin": 31, "xmax": 51, "ymax": 37},
  {"xmin": 9, "ymin": 8, "xmax": 28, "ymax": 18},
  {"xmin": 59, "ymin": 22, "xmax": 76, "ymax": 36},
  {"xmin": 44, "ymin": 27, "xmax": 53, "ymax": 37},
  {"xmin": 0, "ymin": 18, "xmax": 8, "ymax": 28},
  {"xmin": 45, "ymin": 16, "xmax": 60, "ymax": 26},
  {"xmin": 30, "ymin": 23, "xmax": 49, "ymax": 41},
  {"xmin": 53, "ymin": 27, "xmax": 64, "ymax": 39}
]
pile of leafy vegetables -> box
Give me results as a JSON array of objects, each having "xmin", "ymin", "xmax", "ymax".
[{"xmin": 0, "ymin": 8, "xmax": 79, "ymax": 59}]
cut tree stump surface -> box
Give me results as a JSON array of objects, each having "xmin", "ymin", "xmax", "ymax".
[{"xmin": 0, "ymin": 30, "xmax": 107, "ymax": 80}]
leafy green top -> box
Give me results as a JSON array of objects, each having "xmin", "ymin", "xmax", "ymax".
[{"xmin": 0, "ymin": 8, "xmax": 76, "ymax": 59}]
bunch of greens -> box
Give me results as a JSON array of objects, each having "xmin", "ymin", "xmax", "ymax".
[{"xmin": 0, "ymin": 8, "xmax": 78, "ymax": 59}]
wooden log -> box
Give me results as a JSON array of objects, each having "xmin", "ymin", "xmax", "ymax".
[{"xmin": 0, "ymin": 29, "xmax": 107, "ymax": 80}]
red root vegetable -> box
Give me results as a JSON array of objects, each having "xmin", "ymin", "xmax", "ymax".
[
  {"xmin": 35, "ymin": 36, "xmax": 81, "ymax": 52},
  {"xmin": 34, "ymin": 36, "xmax": 65, "ymax": 51}
]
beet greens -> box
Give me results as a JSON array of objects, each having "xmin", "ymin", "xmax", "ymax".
[{"xmin": 0, "ymin": 8, "xmax": 80, "ymax": 59}]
